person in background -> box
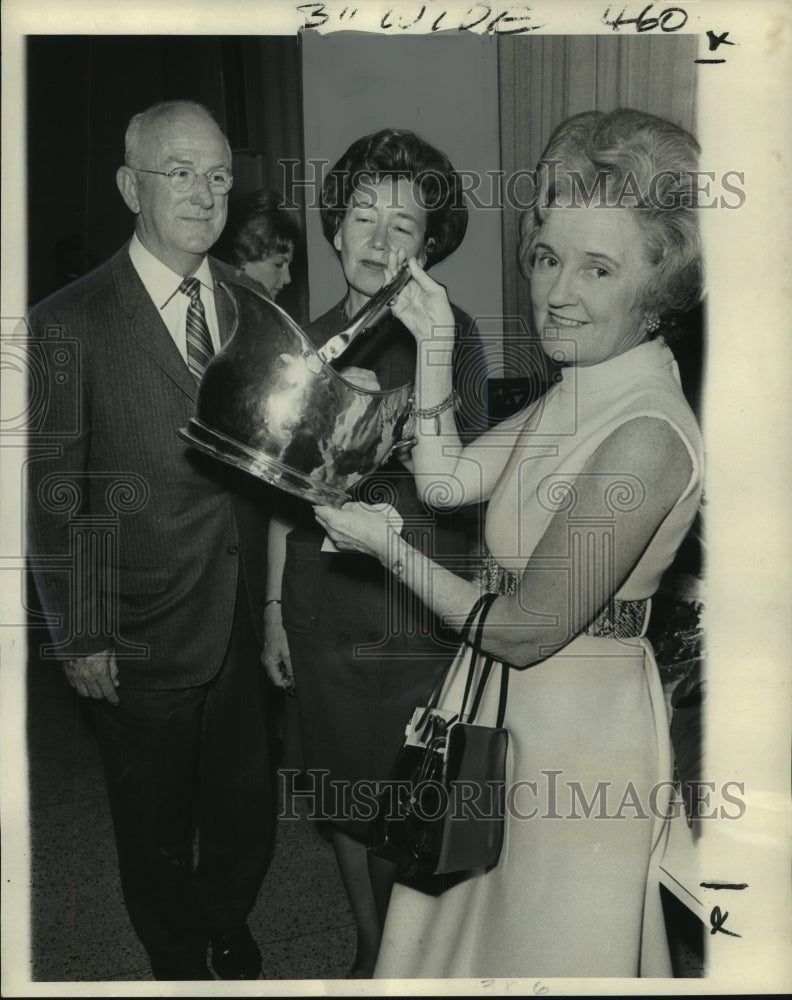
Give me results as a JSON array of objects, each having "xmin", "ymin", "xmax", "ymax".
[
  {"xmin": 26, "ymin": 100, "xmax": 276, "ymax": 981},
  {"xmin": 263, "ymin": 128, "xmax": 488, "ymax": 976},
  {"xmin": 316, "ymin": 108, "xmax": 704, "ymax": 979},
  {"xmin": 216, "ymin": 187, "xmax": 301, "ymax": 301}
]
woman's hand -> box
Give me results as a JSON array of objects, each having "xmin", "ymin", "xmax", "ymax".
[
  {"xmin": 261, "ymin": 603, "xmax": 295, "ymax": 693},
  {"xmin": 384, "ymin": 252, "xmax": 456, "ymax": 342},
  {"xmin": 313, "ymin": 501, "xmax": 400, "ymax": 564}
]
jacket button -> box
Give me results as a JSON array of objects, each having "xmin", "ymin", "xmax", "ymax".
[{"xmin": 227, "ymin": 544, "xmax": 239, "ymax": 555}]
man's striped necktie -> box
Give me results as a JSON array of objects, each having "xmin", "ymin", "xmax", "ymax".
[{"xmin": 179, "ymin": 276, "xmax": 214, "ymax": 379}]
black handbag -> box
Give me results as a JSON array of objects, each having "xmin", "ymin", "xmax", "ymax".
[{"xmin": 368, "ymin": 592, "xmax": 509, "ymax": 887}]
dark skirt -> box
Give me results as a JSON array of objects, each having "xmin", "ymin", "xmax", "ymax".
[{"xmin": 282, "ymin": 535, "xmax": 459, "ymax": 841}]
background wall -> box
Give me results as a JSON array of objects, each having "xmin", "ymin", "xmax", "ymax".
[{"xmin": 300, "ymin": 31, "xmax": 503, "ymax": 368}]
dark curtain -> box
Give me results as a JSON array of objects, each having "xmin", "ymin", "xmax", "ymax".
[
  {"xmin": 219, "ymin": 36, "xmax": 308, "ymax": 323},
  {"xmin": 26, "ymin": 35, "xmax": 308, "ymax": 322}
]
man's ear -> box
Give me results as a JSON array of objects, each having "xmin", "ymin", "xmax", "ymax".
[
  {"xmin": 117, "ymin": 166, "xmax": 141, "ymax": 215},
  {"xmin": 333, "ymin": 227, "xmax": 343, "ymax": 253}
]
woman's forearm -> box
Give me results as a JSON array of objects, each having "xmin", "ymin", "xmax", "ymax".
[
  {"xmin": 265, "ymin": 511, "xmax": 292, "ymax": 600},
  {"xmin": 383, "ymin": 529, "xmax": 479, "ymax": 635},
  {"xmin": 410, "ymin": 339, "xmax": 477, "ymax": 509},
  {"xmin": 380, "ymin": 533, "xmax": 559, "ymax": 668},
  {"xmin": 313, "ymin": 502, "xmax": 566, "ymax": 668},
  {"xmin": 388, "ymin": 258, "xmax": 469, "ymax": 504}
]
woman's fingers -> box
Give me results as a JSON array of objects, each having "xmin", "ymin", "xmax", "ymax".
[
  {"xmin": 406, "ymin": 255, "xmax": 430, "ymax": 281},
  {"xmin": 314, "ymin": 504, "xmax": 343, "ymax": 540},
  {"xmin": 383, "ymin": 253, "xmax": 397, "ymax": 285},
  {"xmin": 405, "ymin": 256, "xmax": 447, "ymax": 299},
  {"xmin": 315, "ymin": 503, "xmax": 355, "ymax": 535},
  {"xmin": 385, "ymin": 256, "xmax": 453, "ymax": 341},
  {"xmin": 384, "ymin": 248, "xmax": 408, "ymax": 287},
  {"xmin": 314, "ymin": 502, "xmax": 392, "ymax": 559}
]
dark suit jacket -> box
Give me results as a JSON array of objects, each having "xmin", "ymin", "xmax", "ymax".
[{"xmin": 26, "ymin": 243, "xmax": 271, "ymax": 688}]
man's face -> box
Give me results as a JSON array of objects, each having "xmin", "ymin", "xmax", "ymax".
[{"xmin": 119, "ymin": 109, "xmax": 231, "ymax": 275}]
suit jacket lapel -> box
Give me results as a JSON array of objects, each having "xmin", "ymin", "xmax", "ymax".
[
  {"xmin": 112, "ymin": 245, "xmax": 197, "ymax": 399},
  {"xmin": 111, "ymin": 247, "xmax": 255, "ymax": 398}
]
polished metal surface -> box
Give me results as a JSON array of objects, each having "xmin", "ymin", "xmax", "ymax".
[
  {"xmin": 317, "ymin": 262, "xmax": 412, "ymax": 363},
  {"xmin": 180, "ymin": 276, "xmax": 415, "ymax": 506}
]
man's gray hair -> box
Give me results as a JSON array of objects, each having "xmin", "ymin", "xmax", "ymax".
[{"xmin": 124, "ymin": 100, "xmax": 232, "ymax": 168}]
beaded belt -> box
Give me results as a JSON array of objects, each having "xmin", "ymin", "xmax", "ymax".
[
  {"xmin": 478, "ymin": 549, "xmax": 649, "ymax": 639},
  {"xmin": 582, "ymin": 598, "xmax": 649, "ymax": 638},
  {"xmin": 479, "ymin": 549, "xmax": 521, "ymax": 596}
]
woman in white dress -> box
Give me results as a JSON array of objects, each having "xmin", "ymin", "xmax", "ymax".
[{"xmin": 315, "ymin": 107, "xmax": 704, "ymax": 979}]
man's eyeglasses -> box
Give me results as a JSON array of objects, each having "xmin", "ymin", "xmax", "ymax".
[{"xmin": 133, "ymin": 166, "xmax": 233, "ymax": 195}]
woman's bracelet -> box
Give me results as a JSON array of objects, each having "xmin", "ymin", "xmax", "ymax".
[
  {"xmin": 264, "ymin": 599, "xmax": 282, "ymax": 607},
  {"xmin": 410, "ymin": 388, "xmax": 458, "ymax": 435},
  {"xmin": 389, "ymin": 534, "xmax": 408, "ymax": 579}
]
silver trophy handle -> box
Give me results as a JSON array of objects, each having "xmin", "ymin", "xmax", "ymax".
[{"xmin": 318, "ymin": 262, "xmax": 413, "ymax": 363}]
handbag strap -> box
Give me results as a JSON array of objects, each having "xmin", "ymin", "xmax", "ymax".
[
  {"xmin": 467, "ymin": 655, "xmax": 510, "ymax": 729},
  {"xmin": 462, "ymin": 592, "xmax": 497, "ymax": 644},
  {"xmin": 457, "ymin": 593, "xmax": 496, "ymax": 720},
  {"xmin": 414, "ymin": 592, "xmax": 496, "ymax": 735},
  {"xmin": 458, "ymin": 592, "xmax": 510, "ymax": 726}
]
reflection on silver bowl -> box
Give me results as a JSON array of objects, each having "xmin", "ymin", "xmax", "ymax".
[{"xmin": 179, "ymin": 279, "xmax": 415, "ymax": 507}]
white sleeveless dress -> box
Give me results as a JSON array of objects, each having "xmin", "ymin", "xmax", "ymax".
[{"xmin": 374, "ymin": 340, "xmax": 703, "ymax": 980}]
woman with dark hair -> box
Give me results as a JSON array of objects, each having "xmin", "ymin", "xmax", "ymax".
[
  {"xmin": 263, "ymin": 128, "xmax": 487, "ymax": 976},
  {"xmin": 318, "ymin": 128, "xmax": 469, "ymax": 275},
  {"xmin": 315, "ymin": 108, "xmax": 705, "ymax": 978},
  {"xmin": 218, "ymin": 188, "xmax": 301, "ymax": 300}
]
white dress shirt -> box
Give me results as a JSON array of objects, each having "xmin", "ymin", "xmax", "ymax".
[{"xmin": 128, "ymin": 233, "xmax": 221, "ymax": 366}]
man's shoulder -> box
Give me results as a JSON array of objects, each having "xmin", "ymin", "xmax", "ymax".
[{"xmin": 28, "ymin": 245, "xmax": 131, "ymax": 324}]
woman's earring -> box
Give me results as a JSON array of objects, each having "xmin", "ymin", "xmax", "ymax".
[{"xmin": 645, "ymin": 312, "xmax": 661, "ymax": 335}]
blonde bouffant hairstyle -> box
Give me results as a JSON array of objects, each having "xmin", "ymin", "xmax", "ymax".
[{"xmin": 520, "ymin": 108, "xmax": 703, "ymax": 338}]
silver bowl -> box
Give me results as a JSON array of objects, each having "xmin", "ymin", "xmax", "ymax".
[{"xmin": 180, "ymin": 270, "xmax": 415, "ymax": 506}]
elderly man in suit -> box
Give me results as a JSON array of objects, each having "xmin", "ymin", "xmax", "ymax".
[{"xmin": 26, "ymin": 100, "xmax": 274, "ymax": 981}]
